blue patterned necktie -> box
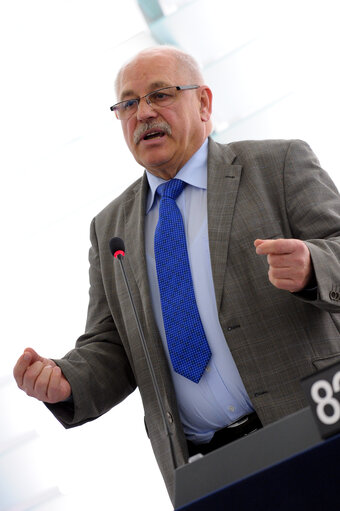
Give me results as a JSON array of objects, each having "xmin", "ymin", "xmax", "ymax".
[{"xmin": 154, "ymin": 178, "xmax": 211, "ymax": 383}]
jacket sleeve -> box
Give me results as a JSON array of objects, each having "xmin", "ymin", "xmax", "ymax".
[{"xmin": 284, "ymin": 140, "xmax": 340, "ymax": 312}]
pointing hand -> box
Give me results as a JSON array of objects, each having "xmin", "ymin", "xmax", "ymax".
[{"xmin": 254, "ymin": 238, "xmax": 313, "ymax": 293}]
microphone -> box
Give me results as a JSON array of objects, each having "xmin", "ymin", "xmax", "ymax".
[
  {"xmin": 109, "ymin": 237, "xmax": 177, "ymax": 469},
  {"xmin": 109, "ymin": 237, "xmax": 125, "ymax": 259}
]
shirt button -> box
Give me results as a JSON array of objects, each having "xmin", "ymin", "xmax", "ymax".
[
  {"xmin": 205, "ymin": 365, "xmax": 210, "ymax": 372},
  {"xmin": 166, "ymin": 412, "xmax": 174, "ymax": 424},
  {"xmin": 228, "ymin": 405, "xmax": 235, "ymax": 412}
]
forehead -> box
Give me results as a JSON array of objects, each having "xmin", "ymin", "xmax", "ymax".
[{"xmin": 117, "ymin": 52, "xmax": 185, "ymax": 99}]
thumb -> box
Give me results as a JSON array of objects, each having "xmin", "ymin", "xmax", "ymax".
[
  {"xmin": 254, "ymin": 239, "xmax": 265, "ymax": 248},
  {"xmin": 23, "ymin": 347, "xmax": 55, "ymax": 367}
]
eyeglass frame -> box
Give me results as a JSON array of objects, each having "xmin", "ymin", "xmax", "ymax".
[{"xmin": 110, "ymin": 85, "xmax": 200, "ymax": 120}]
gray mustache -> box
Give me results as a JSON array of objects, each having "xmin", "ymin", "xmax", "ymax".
[{"xmin": 134, "ymin": 121, "xmax": 172, "ymax": 144}]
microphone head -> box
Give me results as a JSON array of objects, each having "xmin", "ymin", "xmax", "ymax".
[{"xmin": 109, "ymin": 237, "xmax": 125, "ymax": 258}]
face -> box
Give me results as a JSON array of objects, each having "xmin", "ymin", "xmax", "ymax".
[{"xmin": 116, "ymin": 50, "xmax": 212, "ymax": 180}]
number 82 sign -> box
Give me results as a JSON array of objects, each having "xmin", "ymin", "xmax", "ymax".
[{"xmin": 301, "ymin": 362, "xmax": 340, "ymax": 439}]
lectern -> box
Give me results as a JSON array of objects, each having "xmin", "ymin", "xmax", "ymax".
[{"xmin": 174, "ymin": 407, "xmax": 340, "ymax": 510}]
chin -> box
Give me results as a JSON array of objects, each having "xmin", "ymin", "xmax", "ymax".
[{"xmin": 139, "ymin": 152, "xmax": 171, "ymax": 171}]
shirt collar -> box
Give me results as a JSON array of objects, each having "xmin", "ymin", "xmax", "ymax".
[{"xmin": 145, "ymin": 138, "xmax": 208, "ymax": 214}]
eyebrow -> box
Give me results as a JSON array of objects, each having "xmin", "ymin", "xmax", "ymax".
[{"xmin": 119, "ymin": 81, "xmax": 172, "ymax": 101}]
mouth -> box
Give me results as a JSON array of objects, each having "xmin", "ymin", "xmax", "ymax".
[
  {"xmin": 141, "ymin": 130, "xmax": 166, "ymax": 142},
  {"xmin": 134, "ymin": 121, "xmax": 172, "ymax": 145}
]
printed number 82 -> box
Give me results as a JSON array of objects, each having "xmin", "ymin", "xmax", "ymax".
[{"xmin": 311, "ymin": 371, "xmax": 340, "ymax": 425}]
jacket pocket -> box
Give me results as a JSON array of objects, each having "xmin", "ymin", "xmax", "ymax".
[{"xmin": 312, "ymin": 353, "xmax": 340, "ymax": 370}]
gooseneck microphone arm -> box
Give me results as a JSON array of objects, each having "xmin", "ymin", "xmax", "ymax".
[{"xmin": 109, "ymin": 237, "xmax": 177, "ymax": 470}]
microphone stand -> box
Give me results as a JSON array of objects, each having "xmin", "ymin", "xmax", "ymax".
[{"xmin": 114, "ymin": 251, "xmax": 178, "ymax": 471}]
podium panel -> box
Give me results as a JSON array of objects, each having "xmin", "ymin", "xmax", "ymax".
[
  {"xmin": 174, "ymin": 407, "xmax": 339, "ymax": 509},
  {"xmin": 176, "ymin": 431, "xmax": 340, "ymax": 510}
]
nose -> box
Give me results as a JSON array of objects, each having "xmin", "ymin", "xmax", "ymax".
[{"xmin": 136, "ymin": 96, "xmax": 158, "ymax": 121}]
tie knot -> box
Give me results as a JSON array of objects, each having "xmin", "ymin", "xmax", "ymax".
[{"xmin": 157, "ymin": 179, "xmax": 186, "ymax": 201}]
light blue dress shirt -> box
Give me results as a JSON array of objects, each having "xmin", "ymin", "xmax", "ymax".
[{"xmin": 145, "ymin": 139, "xmax": 253, "ymax": 443}]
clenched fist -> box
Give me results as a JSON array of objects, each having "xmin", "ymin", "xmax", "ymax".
[
  {"xmin": 254, "ymin": 238, "xmax": 313, "ymax": 293},
  {"xmin": 13, "ymin": 347, "xmax": 71, "ymax": 403}
]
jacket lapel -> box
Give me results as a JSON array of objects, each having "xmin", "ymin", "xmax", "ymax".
[
  {"xmin": 123, "ymin": 173, "xmax": 149, "ymax": 293},
  {"xmin": 207, "ymin": 138, "xmax": 242, "ymax": 311}
]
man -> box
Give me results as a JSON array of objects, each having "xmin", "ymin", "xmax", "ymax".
[{"xmin": 13, "ymin": 46, "xmax": 340, "ymax": 503}]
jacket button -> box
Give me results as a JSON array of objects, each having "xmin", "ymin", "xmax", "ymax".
[
  {"xmin": 330, "ymin": 291, "xmax": 339, "ymax": 300},
  {"xmin": 166, "ymin": 412, "xmax": 174, "ymax": 424}
]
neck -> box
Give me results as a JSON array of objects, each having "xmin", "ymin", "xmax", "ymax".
[{"xmin": 146, "ymin": 137, "xmax": 209, "ymax": 180}]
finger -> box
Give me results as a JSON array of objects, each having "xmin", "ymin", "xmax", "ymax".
[
  {"xmin": 268, "ymin": 252, "xmax": 311, "ymax": 276},
  {"xmin": 48, "ymin": 366, "xmax": 71, "ymax": 403},
  {"xmin": 34, "ymin": 365, "xmax": 54, "ymax": 401},
  {"xmin": 23, "ymin": 347, "xmax": 48, "ymax": 365},
  {"xmin": 268, "ymin": 276, "xmax": 297, "ymax": 292},
  {"xmin": 267, "ymin": 253, "xmax": 291, "ymax": 268},
  {"xmin": 22, "ymin": 361, "xmax": 45, "ymax": 396},
  {"xmin": 268, "ymin": 266, "xmax": 298, "ymax": 280},
  {"xmin": 255, "ymin": 238, "xmax": 296, "ymax": 255},
  {"xmin": 13, "ymin": 351, "xmax": 33, "ymax": 387},
  {"xmin": 47, "ymin": 366, "xmax": 62, "ymax": 402},
  {"xmin": 254, "ymin": 239, "xmax": 265, "ymax": 248}
]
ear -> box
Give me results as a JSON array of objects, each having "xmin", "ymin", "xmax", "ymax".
[{"xmin": 199, "ymin": 86, "xmax": 213, "ymax": 122}]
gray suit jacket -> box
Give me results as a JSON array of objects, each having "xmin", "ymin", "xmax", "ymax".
[{"xmin": 48, "ymin": 138, "xmax": 340, "ymax": 502}]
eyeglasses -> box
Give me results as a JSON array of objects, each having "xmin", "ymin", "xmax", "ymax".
[{"xmin": 110, "ymin": 85, "xmax": 200, "ymax": 120}]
